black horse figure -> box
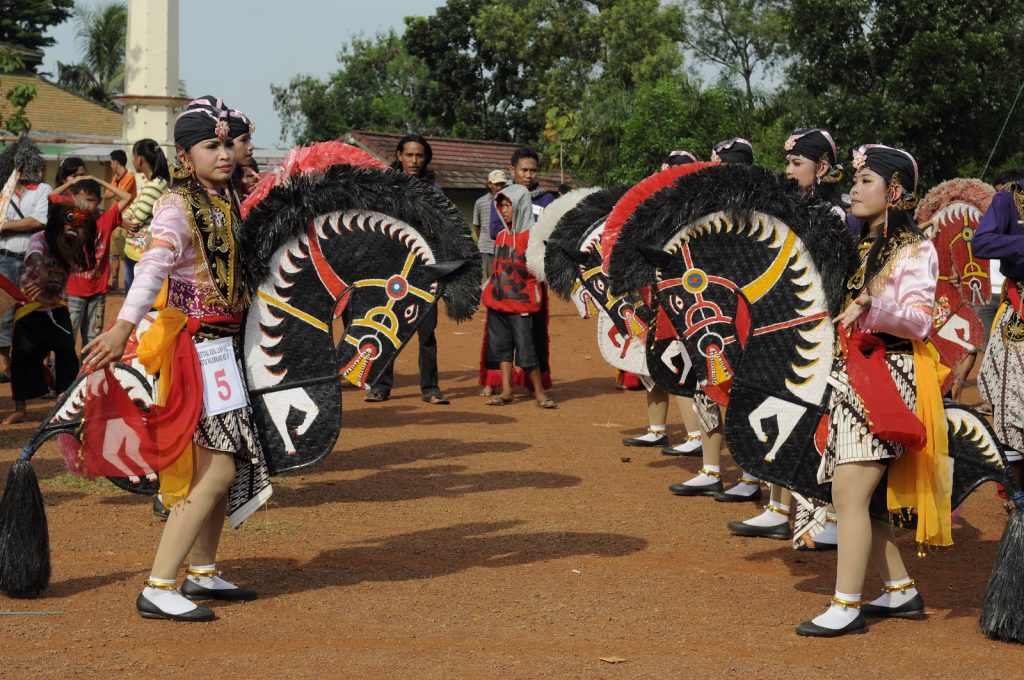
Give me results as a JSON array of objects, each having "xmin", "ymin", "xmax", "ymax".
[
  {"xmin": 609, "ymin": 164, "xmax": 1011, "ymax": 510},
  {"xmin": 241, "ymin": 161, "xmax": 480, "ymax": 475},
  {"xmin": 539, "ymin": 184, "xmax": 694, "ymax": 395}
]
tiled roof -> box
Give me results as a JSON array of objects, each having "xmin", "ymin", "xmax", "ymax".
[
  {"xmin": 0, "ymin": 74, "xmax": 122, "ymax": 138},
  {"xmin": 343, "ymin": 130, "xmax": 568, "ymax": 191}
]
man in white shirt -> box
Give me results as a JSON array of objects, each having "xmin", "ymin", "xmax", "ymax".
[{"xmin": 0, "ymin": 143, "xmax": 51, "ymax": 380}]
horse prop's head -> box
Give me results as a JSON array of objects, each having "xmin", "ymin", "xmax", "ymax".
[{"xmin": 242, "ymin": 154, "xmax": 480, "ymax": 473}]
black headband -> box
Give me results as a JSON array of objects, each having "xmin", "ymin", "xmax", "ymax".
[
  {"xmin": 174, "ymin": 95, "xmax": 231, "ymax": 150},
  {"xmin": 712, "ymin": 138, "xmax": 753, "ymax": 165}
]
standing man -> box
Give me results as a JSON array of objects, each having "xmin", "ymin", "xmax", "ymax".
[
  {"xmin": 0, "ymin": 139, "xmax": 51, "ymax": 382},
  {"xmin": 473, "ymin": 170, "xmax": 506, "ymax": 283},
  {"xmin": 106, "ymin": 149, "xmax": 136, "ymax": 291},
  {"xmin": 366, "ymin": 134, "xmax": 449, "ymax": 405}
]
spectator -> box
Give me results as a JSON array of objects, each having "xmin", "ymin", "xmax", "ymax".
[
  {"xmin": 5, "ymin": 201, "xmax": 96, "ymax": 423},
  {"xmin": 66, "ymin": 177, "xmax": 133, "ymax": 347},
  {"xmin": 482, "ymin": 184, "xmax": 555, "ymax": 409},
  {"xmin": 51, "ymin": 157, "xmax": 88, "ymax": 200},
  {"xmin": 473, "ymin": 169, "xmax": 506, "ymax": 283},
  {"xmin": 106, "ymin": 149, "xmax": 137, "ymax": 209},
  {"xmin": 365, "ymin": 134, "xmax": 449, "ymax": 405},
  {"xmin": 0, "ymin": 139, "xmax": 51, "ymax": 383},
  {"xmin": 123, "ymin": 139, "xmax": 170, "ymax": 291}
]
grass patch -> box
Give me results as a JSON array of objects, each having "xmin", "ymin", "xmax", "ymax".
[
  {"xmin": 238, "ymin": 518, "xmax": 303, "ymax": 536},
  {"xmin": 41, "ymin": 473, "xmax": 112, "ymax": 493}
]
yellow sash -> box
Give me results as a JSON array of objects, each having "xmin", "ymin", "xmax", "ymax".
[
  {"xmin": 886, "ymin": 340, "xmax": 952, "ymax": 550},
  {"xmin": 136, "ymin": 306, "xmax": 193, "ymax": 507}
]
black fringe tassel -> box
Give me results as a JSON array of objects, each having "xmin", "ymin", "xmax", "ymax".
[
  {"xmin": 979, "ymin": 479, "xmax": 1024, "ymax": 643},
  {"xmin": 0, "ymin": 458, "xmax": 51, "ymax": 598}
]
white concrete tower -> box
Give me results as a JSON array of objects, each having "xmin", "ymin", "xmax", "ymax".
[{"xmin": 117, "ymin": 0, "xmax": 190, "ymax": 147}]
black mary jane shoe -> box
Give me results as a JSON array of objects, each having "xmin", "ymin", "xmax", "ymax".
[
  {"xmin": 181, "ymin": 578, "xmax": 258, "ymax": 602},
  {"xmin": 668, "ymin": 479, "xmax": 724, "ymax": 496},
  {"xmin": 661, "ymin": 443, "xmax": 703, "ymax": 457},
  {"xmin": 860, "ymin": 593, "xmax": 926, "ymax": 620},
  {"xmin": 623, "ymin": 433, "xmax": 669, "ymax": 447},
  {"xmin": 796, "ymin": 612, "xmax": 867, "ymax": 637},
  {"xmin": 726, "ymin": 519, "xmax": 792, "ymax": 540},
  {"xmin": 136, "ymin": 592, "xmax": 216, "ymax": 622},
  {"xmin": 152, "ymin": 496, "xmax": 170, "ymax": 521},
  {"xmin": 712, "ymin": 486, "xmax": 763, "ymax": 503}
]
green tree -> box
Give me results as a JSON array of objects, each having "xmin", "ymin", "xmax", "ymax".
[
  {"xmin": 404, "ymin": 0, "xmax": 513, "ymax": 140},
  {"xmin": 682, "ymin": 0, "xmax": 786, "ymax": 111},
  {"xmin": 0, "ymin": 0, "xmax": 74, "ymax": 67},
  {"xmin": 783, "ymin": 0, "xmax": 1024, "ymax": 183},
  {"xmin": 0, "ymin": 48, "xmax": 36, "ymax": 134},
  {"xmin": 272, "ymin": 30, "xmax": 429, "ymax": 143},
  {"xmin": 56, "ymin": 1, "xmax": 127, "ymax": 108}
]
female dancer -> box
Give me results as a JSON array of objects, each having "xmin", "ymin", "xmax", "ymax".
[
  {"xmin": 84, "ymin": 96, "xmax": 268, "ymax": 621},
  {"xmin": 229, "ymin": 108, "xmax": 257, "ymax": 199},
  {"xmin": 122, "ymin": 139, "xmax": 171, "ymax": 291},
  {"xmin": 670, "ymin": 139, "xmax": 761, "ymax": 501},
  {"xmin": 797, "ymin": 144, "xmax": 948, "ymax": 637},
  {"xmin": 729, "ymin": 128, "xmax": 844, "ymax": 546}
]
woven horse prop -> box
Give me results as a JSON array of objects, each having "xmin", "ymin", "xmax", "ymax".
[
  {"xmin": 609, "ymin": 163, "xmax": 1024, "ymax": 642},
  {"xmin": 529, "ymin": 187, "xmax": 655, "ymax": 379},
  {"xmin": 0, "ymin": 144, "xmax": 481, "ymax": 597},
  {"xmin": 916, "ymin": 178, "xmax": 995, "ymax": 393}
]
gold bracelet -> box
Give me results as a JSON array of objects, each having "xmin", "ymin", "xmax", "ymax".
[
  {"xmin": 647, "ymin": 428, "xmax": 666, "ymax": 436},
  {"xmin": 831, "ymin": 595, "xmax": 861, "ymax": 609},
  {"xmin": 737, "ymin": 476, "xmax": 760, "ymax": 485},
  {"xmin": 186, "ymin": 566, "xmax": 222, "ymax": 577},
  {"xmin": 767, "ymin": 503, "xmax": 791, "ymax": 517},
  {"xmin": 698, "ymin": 467, "xmax": 721, "ymax": 478},
  {"xmin": 145, "ymin": 578, "xmax": 177, "ymax": 590},
  {"xmin": 686, "ymin": 433, "xmax": 701, "ymax": 442},
  {"xmin": 883, "ymin": 578, "xmax": 916, "ymax": 593}
]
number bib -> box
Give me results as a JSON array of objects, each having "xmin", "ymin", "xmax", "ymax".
[{"xmin": 195, "ymin": 337, "xmax": 247, "ymax": 416}]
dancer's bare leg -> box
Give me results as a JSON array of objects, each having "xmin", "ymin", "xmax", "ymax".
[
  {"xmin": 660, "ymin": 395, "xmax": 702, "ymax": 454},
  {"xmin": 623, "ymin": 387, "xmax": 668, "ymax": 445},
  {"xmin": 803, "ymin": 461, "xmax": 884, "ymax": 631}
]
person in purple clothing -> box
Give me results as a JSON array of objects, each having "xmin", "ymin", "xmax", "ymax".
[
  {"xmin": 366, "ymin": 134, "xmax": 449, "ymax": 404},
  {"xmin": 973, "ymin": 174, "xmax": 1024, "ymax": 462}
]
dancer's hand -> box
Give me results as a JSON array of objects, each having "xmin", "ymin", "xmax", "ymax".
[
  {"xmin": 833, "ymin": 293, "xmax": 872, "ymax": 332},
  {"xmin": 82, "ymin": 320, "xmax": 134, "ymax": 371}
]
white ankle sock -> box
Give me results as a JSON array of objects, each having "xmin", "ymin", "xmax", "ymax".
[
  {"xmin": 811, "ymin": 592, "xmax": 861, "ymax": 629},
  {"xmin": 815, "ymin": 517, "xmax": 838, "ymax": 545},
  {"xmin": 187, "ymin": 564, "xmax": 238, "ymax": 591},
  {"xmin": 142, "ymin": 579, "xmax": 197, "ymax": 616},
  {"xmin": 633, "ymin": 427, "xmax": 666, "ymax": 443},
  {"xmin": 684, "ymin": 466, "xmax": 720, "ymax": 486},
  {"xmin": 723, "ymin": 478, "xmax": 760, "ymax": 498},
  {"xmin": 670, "ymin": 432, "xmax": 702, "ymax": 453},
  {"xmin": 868, "ymin": 578, "xmax": 918, "ymax": 608},
  {"xmin": 741, "ymin": 504, "xmax": 788, "ymax": 527}
]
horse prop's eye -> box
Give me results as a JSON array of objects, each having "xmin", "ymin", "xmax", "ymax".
[
  {"xmin": 669, "ymin": 293, "xmax": 686, "ymax": 315},
  {"xmin": 403, "ymin": 304, "xmax": 419, "ymax": 323},
  {"xmin": 592, "ymin": 278, "xmax": 606, "ymax": 294}
]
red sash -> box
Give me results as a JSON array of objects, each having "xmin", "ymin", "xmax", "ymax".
[
  {"xmin": 841, "ymin": 328, "xmax": 926, "ymax": 448},
  {"xmin": 482, "ymin": 228, "xmax": 542, "ymax": 313}
]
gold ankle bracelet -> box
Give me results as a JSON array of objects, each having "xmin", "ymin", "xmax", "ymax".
[
  {"xmin": 883, "ymin": 579, "xmax": 916, "ymax": 593},
  {"xmin": 767, "ymin": 503, "xmax": 791, "ymax": 517},
  {"xmin": 145, "ymin": 578, "xmax": 177, "ymax": 591},
  {"xmin": 186, "ymin": 566, "xmax": 222, "ymax": 578},
  {"xmin": 737, "ymin": 476, "xmax": 760, "ymax": 485},
  {"xmin": 685, "ymin": 433, "xmax": 701, "ymax": 442},
  {"xmin": 698, "ymin": 467, "xmax": 721, "ymax": 478},
  {"xmin": 831, "ymin": 595, "xmax": 861, "ymax": 609}
]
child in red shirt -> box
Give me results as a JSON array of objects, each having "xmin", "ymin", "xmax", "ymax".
[{"xmin": 65, "ymin": 177, "xmax": 132, "ymax": 346}]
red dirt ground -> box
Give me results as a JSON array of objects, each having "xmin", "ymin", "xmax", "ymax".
[{"xmin": 0, "ymin": 294, "xmax": 1020, "ymax": 678}]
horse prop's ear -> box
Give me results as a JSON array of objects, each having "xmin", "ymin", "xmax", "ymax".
[
  {"xmin": 634, "ymin": 241, "xmax": 676, "ymax": 271},
  {"xmin": 420, "ymin": 260, "xmax": 467, "ymax": 283},
  {"xmin": 556, "ymin": 243, "xmax": 589, "ymax": 266}
]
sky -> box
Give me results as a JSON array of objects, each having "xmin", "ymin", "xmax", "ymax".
[{"xmin": 41, "ymin": 0, "xmax": 447, "ymax": 148}]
